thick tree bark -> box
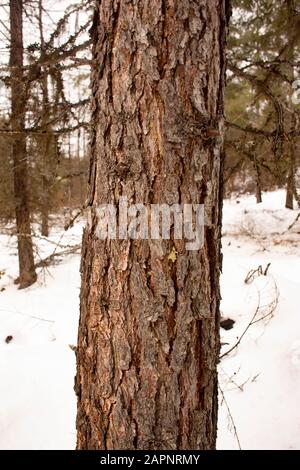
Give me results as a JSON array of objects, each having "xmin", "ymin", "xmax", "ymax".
[
  {"xmin": 10, "ymin": 0, "xmax": 37, "ymax": 288},
  {"xmin": 76, "ymin": 0, "xmax": 228, "ymax": 450}
]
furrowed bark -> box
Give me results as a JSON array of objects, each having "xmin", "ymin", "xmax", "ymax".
[{"xmin": 76, "ymin": 0, "xmax": 228, "ymax": 450}]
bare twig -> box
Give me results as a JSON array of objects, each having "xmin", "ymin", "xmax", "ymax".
[
  {"xmin": 35, "ymin": 244, "xmax": 81, "ymax": 268},
  {"xmin": 10, "ymin": 231, "xmax": 80, "ymax": 250},
  {"xmin": 221, "ymin": 272, "xmax": 279, "ymax": 359},
  {"xmin": 287, "ymin": 212, "xmax": 300, "ymax": 231},
  {"xmin": 219, "ymin": 385, "xmax": 242, "ymax": 450},
  {"xmin": 0, "ymin": 308, "xmax": 54, "ymax": 323},
  {"xmin": 220, "ymin": 292, "xmax": 261, "ymax": 359}
]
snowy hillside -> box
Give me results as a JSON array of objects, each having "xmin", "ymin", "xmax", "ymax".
[{"xmin": 0, "ymin": 190, "xmax": 299, "ymax": 449}]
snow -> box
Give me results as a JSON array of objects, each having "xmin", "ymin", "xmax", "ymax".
[
  {"xmin": 218, "ymin": 190, "xmax": 300, "ymax": 450},
  {"xmin": 0, "ymin": 220, "xmax": 82, "ymax": 450},
  {"xmin": 0, "ymin": 190, "xmax": 299, "ymax": 449}
]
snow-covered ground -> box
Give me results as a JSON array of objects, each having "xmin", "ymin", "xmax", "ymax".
[
  {"xmin": 0, "ymin": 219, "xmax": 82, "ymax": 449},
  {"xmin": 218, "ymin": 191, "xmax": 300, "ymax": 450},
  {"xmin": 0, "ymin": 190, "xmax": 299, "ymax": 449}
]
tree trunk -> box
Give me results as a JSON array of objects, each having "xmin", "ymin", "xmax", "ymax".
[
  {"xmin": 10, "ymin": 0, "xmax": 37, "ymax": 288},
  {"xmin": 285, "ymin": 0, "xmax": 296, "ymax": 210},
  {"xmin": 285, "ymin": 109, "xmax": 296, "ymax": 210},
  {"xmin": 293, "ymin": 183, "xmax": 300, "ymax": 208},
  {"xmin": 40, "ymin": 134, "xmax": 51, "ymax": 237},
  {"xmin": 285, "ymin": 150, "xmax": 295, "ymax": 210},
  {"xmin": 38, "ymin": 0, "xmax": 52, "ymax": 237},
  {"xmin": 76, "ymin": 0, "xmax": 228, "ymax": 450},
  {"xmin": 254, "ymin": 153, "xmax": 262, "ymax": 204},
  {"xmin": 68, "ymin": 134, "xmax": 73, "ymax": 206}
]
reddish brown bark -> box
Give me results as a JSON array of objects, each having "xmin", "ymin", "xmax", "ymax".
[{"xmin": 76, "ymin": 0, "xmax": 228, "ymax": 450}]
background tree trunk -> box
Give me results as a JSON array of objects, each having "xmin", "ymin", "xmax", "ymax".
[
  {"xmin": 285, "ymin": 136, "xmax": 295, "ymax": 210},
  {"xmin": 254, "ymin": 152, "xmax": 262, "ymax": 204},
  {"xmin": 38, "ymin": 0, "xmax": 50, "ymax": 237},
  {"xmin": 38, "ymin": 0, "xmax": 57, "ymax": 237},
  {"xmin": 285, "ymin": 0, "xmax": 296, "ymax": 210},
  {"xmin": 10, "ymin": 0, "xmax": 37, "ymax": 288},
  {"xmin": 76, "ymin": 0, "xmax": 228, "ymax": 450}
]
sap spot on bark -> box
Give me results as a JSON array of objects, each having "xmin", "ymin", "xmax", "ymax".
[{"xmin": 168, "ymin": 246, "xmax": 178, "ymax": 263}]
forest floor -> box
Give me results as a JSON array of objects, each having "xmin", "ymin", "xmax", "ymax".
[{"xmin": 0, "ymin": 190, "xmax": 299, "ymax": 449}]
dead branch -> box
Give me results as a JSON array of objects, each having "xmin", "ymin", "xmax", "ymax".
[{"xmin": 35, "ymin": 244, "xmax": 81, "ymax": 268}]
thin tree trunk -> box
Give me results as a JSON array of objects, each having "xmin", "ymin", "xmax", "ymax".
[
  {"xmin": 285, "ymin": 142, "xmax": 295, "ymax": 209},
  {"xmin": 293, "ymin": 183, "xmax": 300, "ymax": 208},
  {"xmin": 285, "ymin": 0, "xmax": 296, "ymax": 210},
  {"xmin": 10, "ymin": 0, "xmax": 37, "ymax": 288},
  {"xmin": 76, "ymin": 0, "xmax": 228, "ymax": 450},
  {"xmin": 40, "ymin": 134, "xmax": 52, "ymax": 237},
  {"xmin": 38, "ymin": 0, "xmax": 51, "ymax": 236},
  {"xmin": 68, "ymin": 134, "xmax": 73, "ymax": 206},
  {"xmin": 254, "ymin": 153, "xmax": 262, "ymax": 203}
]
